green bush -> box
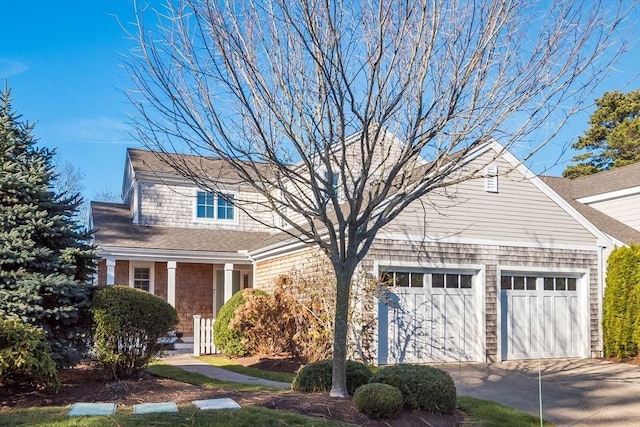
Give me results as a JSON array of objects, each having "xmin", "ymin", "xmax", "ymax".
[
  {"xmin": 353, "ymin": 382, "xmax": 403, "ymax": 418},
  {"xmin": 0, "ymin": 318, "xmax": 60, "ymax": 390},
  {"xmin": 214, "ymin": 289, "xmax": 265, "ymax": 357},
  {"xmin": 291, "ymin": 359, "xmax": 372, "ymax": 395},
  {"xmin": 92, "ymin": 286, "xmax": 178, "ymax": 379},
  {"xmin": 370, "ymin": 364, "xmax": 456, "ymax": 413},
  {"xmin": 603, "ymin": 245, "xmax": 640, "ymax": 358}
]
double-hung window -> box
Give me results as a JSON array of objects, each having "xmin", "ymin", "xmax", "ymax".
[{"xmin": 196, "ymin": 191, "xmax": 235, "ymax": 221}]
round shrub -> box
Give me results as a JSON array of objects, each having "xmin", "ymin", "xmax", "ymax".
[
  {"xmin": 353, "ymin": 382, "xmax": 403, "ymax": 418},
  {"xmin": 92, "ymin": 286, "xmax": 178, "ymax": 379},
  {"xmin": 370, "ymin": 364, "xmax": 456, "ymax": 413},
  {"xmin": 0, "ymin": 318, "xmax": 60, "ymax": 390},
  {"xmin": 291, "ymin": 359, "xmax": 372, "ymax": 395},
  {"xmin": 214, "ymin": 289, "xmax": 266, "ymax": 357}
]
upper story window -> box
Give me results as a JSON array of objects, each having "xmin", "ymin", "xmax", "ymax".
[{"xmin": 196, "ymin": 191, "xmax": 235, "ymax": 221}]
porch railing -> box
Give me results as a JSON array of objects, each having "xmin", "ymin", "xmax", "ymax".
[{"xmin": 192, "ymin": 315, "xmax": 218, "ymax": 356}]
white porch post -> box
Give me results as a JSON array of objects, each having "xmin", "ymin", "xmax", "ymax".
[
  {"xmin": 224, "ymin": 263, "xmax": 234, "ymax": 303},
  {"xmin": 106, "ymin": 258, "xmax": 116, "ymax": 286},
  {"xmin": 167, "ymin": 261, "xmax": 177, "ymax": 307}
]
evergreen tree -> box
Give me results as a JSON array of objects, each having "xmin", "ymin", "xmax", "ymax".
[
  {"xmin": 0, "ymin": 88, "xmax": 96, "ymax": 367},
  {"xmin": 563, "ymin": 90, "xmax": 640, "ymax": 178}
]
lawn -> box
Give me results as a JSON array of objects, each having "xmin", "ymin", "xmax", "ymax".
[{"xmin": 1, "ymin": 358, "xmax": 553, "ymax": 426}]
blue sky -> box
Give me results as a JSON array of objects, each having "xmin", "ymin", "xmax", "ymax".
[{"xmin": 2, "ymin": 1, "xmax": 639, "ymax": 203}]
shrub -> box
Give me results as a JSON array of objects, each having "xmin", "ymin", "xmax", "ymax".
[
  {"xmin": 214, "ymin": 289, "xmax": 265, "ymax": 357},
  {"xmin": 291, "ymin": 359, "xmax": 372, "ymax": 395},
  {"xmin": 0, "ymin": 318, "xmax": 60, "ymax": 390},
  {"xmin": 92, "ymin": 286, "xmax": 178, "ymax": 379},
  {"xmin": 370, "ymin": 364, "xmax": 456, "ymax": 413},
  {"xmin": 353, "ymin": 382, "xmax": 403, "ymax": 418},
  {"xmin": 230, "ymin": 280, "xmax": 300, "ymax": 355},
  {"xmin": 603, "ymin": 245, "xmax": 640, "ymax": 358}
]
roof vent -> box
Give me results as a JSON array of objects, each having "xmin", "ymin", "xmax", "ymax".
[{"xmin": 486, "ymin": 166, "xmax": 498, "ymax": 193}]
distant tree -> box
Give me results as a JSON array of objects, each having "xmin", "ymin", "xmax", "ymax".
[
  {"xmin": 126, "ymin": 0, "xmax": 628, "ymax": 397},
  {"xmin": 0, "ymin": 88, "xmax": 96, "ymax": 367},
  {"xmin": 563, "ymin": 90, "xmax": 640, "ymax": 178}
]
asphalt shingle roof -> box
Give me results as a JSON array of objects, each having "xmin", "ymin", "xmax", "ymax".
[{"xmin": 91, "ymin": 202, "xmax": 279, "ymax": 252}]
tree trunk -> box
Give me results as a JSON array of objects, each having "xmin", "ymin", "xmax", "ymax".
[{"xmin": 330, "ymin": 265, "xmax": 355, "ymax": 398}]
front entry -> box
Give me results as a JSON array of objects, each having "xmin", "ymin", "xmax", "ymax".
[{"xmin": 214, "ymin": 269, "xmax": 240, "ymax": 317}]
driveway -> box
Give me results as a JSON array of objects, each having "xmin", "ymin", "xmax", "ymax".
[{"xmin": 435, "ymin": 359, "xmax": 640, "ymax": 426}]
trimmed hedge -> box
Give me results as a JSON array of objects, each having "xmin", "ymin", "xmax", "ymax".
[
  {"xmin": 0, "ymin": 318, "xmax": 60, "ymax": 390},
  {"xmin": 214, "ymin": 289, "xmax": 266, "ymax": 357},
  {"xmin": 291, "ymin": 359, "xmax": 372, "ymax": 395},
  {"xmin": 92, "ymin": 286, "xmax": 178, "ymax": 379},
  {"xmin": 370, "ymin": 364, "xmax": 456, "ymax": 413},
  {"xmin": 603, "ymin": 245, "xmax": 640, "ymax": 358},
  {"xmin": 353, "ymin": 382, "xmax": 403, "ymax": 418}
]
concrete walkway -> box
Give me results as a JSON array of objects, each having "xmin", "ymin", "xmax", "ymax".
[
  {"xmin": 435, "ymin": 359, "xmax": 640, "ymax": 427},
  {"xmin": 160, "ymin": 353, "xmax": 291, "ymax": 389}
]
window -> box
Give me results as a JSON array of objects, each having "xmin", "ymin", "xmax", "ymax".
[
  {"xmin": 129, "ymin": 262, "xmax": 154, "ymax": 293},
  {"xmin": 432, "ymin": 273, "xmax": 473, "ymax": 289},
  {"xmin": 133, "ymin": 268, "xmax": 150, "ymax": 292},
  {"xmin": 322, "ymin": 170, "xmax": 340, "ymax": 200},
  {"xmin": 502, "ymin": 275, "xmax": 577, "ymax": 292},
  {"xmin": 196, "ymin": 191, "xmax": 235, "ymax": 221},
  {"xmin": 380, "ymin": 271, "xmax": 424, "ymax": 288}
]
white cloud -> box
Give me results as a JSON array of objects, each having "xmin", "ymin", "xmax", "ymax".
[{"xmin": 0, "ymin": 58, "xmax": 28, "ymax": 78}]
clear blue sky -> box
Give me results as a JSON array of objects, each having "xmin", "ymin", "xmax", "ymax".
[{"xmin": 2, "ymin": 2, "xmax": 639, "ymax": 203}]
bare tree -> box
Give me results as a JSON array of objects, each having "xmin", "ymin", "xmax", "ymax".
[{"xmin": 125, "ymin": 0, "xmax": 632, "ymax": 397}]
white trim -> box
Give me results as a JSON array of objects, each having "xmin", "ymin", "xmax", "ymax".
[
  {"xmin": 129, "ymin": 261, "xmax": 155, "ymax": 294},
  {"xmin": 376, "ymin": 231, "xmax": 602, "ymax": 252},
  {"xmin": 97, "ymin": 246, "xmax": 253, "ymax": 264},
  {"xmin": 192, "ymin": 188, "xmax": 240, "ymax": 225},
  {"xmin": 577, "ymin": 185, "xmax": 640, "ymax": 204}
]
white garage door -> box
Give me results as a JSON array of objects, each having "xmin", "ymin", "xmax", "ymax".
[
  {"xmin": 378, "ymin": 270, "xmax": 481, "ymax": 364},
  {"xmin": 501, "ymin": 274, "xmax": 586, "ymax": 360}
]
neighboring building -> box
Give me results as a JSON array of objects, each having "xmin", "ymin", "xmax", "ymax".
[{"xmin": 91, "ymin": 142, "xmax": 626, "ymax": 364}]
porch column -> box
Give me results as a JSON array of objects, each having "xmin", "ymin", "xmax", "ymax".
[
  {"xmin": 106, "ymin": 258, "xmax": 116, "ymax": 286},
  {"xmin": 224, "ymin": 263, "xmax": 234, "ymax": 303},
  {"xmin": 167, "ymin": 261, "xmax": 177, "ymax": 307}
]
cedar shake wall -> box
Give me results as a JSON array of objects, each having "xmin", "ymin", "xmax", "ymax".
[
  {"xmin": 115, "ymin": 261, "xmax": 129, "ymax": 285},
  {"xmin": 367, "ymin": 240, "xmax": 600, "ymax": 361},
  {"xmin": 254, "ymin": 248, "xmax": 332, "ymax": 293},
  {"xmin": 154, "ymin": 262, "xmax": 168, "ymax": 300},
  {"xmin": 97, "ymin": 259, "xmax": 106, "ymax": 284},
  {"xmin": 175, "ymin": 263, "xmax": 214, "ymax": 335}
]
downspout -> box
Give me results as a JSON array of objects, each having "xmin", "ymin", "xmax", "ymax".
[{"xmin": 597, "ymin": 245, "xmax": 606, "ymax": 358}]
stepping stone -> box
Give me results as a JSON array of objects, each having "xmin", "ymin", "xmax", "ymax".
[
  {"xmin": 134, "ymin": 402, "xmax": 179, "ymax": 414},
  {"xmin": 68, "ymin": 402, "xmax": 116, "ymax": 417},
  {"xmin": 192, "ymin": 398, "xmax": 241, "ymax": 411}
]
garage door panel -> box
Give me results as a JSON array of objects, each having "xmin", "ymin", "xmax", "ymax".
[
  {"xmin": 379, "ymin": 273, "xmax": 481, "ymax": 364},
  {"xmin": 502, "ymin": 274, "xmax": 585, "ymax": 360}
]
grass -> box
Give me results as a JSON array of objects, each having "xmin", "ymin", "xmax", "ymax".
[
  {"xmin": 458, "ymin": 396, "xmax": 553, "ymax": 426},
  {"xmin": 147, "ymin": 362, "xmax": 282, "ymax": 391},
  {"xmin": 0, "ymin": 405, "xmax": 348, "ymax": 426},
  {"xmin": 198, "ymin": 355, "xmax": 296, "ymax": 383}
]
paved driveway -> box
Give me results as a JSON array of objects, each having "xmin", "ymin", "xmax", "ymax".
[{"xmin": 435, "ymin": 359, "xmax": 640, "ymax": 426}]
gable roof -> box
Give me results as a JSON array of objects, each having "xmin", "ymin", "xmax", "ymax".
[
  {"xmin": 542, "ymin": 174, "xmax": 640, "ymax": 245},
  {"xmin": 127, "ymin": 148, "xmax": 274, "ymax": 182},
  {"xmin": 91, "ymin": 201, "xmax": 279, "ymax": 253}
]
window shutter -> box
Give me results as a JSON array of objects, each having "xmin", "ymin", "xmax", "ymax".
[{"xmin": 485, "ymin": 166, "xmax": 498, "ymax": 193}]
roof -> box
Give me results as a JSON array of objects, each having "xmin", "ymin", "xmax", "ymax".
[
  {"xmin": 543, "ymin": 175, "xmax": 640, "ymax": 245},
  {"xmin": 91, "ymin": 202, "xmax": 279, "ymax": 252},
  {"xmin": 558, "ymin": 163, "xmax": 640, "ymax": 199},
  {"xmin": 127, "ymin": 148, "xmax": 274, "ymax": 182}
]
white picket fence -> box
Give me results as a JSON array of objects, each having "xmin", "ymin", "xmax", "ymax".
[{"xmin": 192, "ymin": 315, "xmax": 218, "ymax": 356}]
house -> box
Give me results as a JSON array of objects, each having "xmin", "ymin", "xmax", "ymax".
[{"xmin": 91, "ymin": 142, "xmax": 628, "ymax": 364}]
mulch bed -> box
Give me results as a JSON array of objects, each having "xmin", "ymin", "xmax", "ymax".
[{"xmin": 0, "ymin": 356, "xmax": 465, "ymax": 426}]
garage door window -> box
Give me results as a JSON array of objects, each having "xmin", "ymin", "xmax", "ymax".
[
  {"xmin": 501, "ymin": 275, "xmax": 536, "ymax": 290},
  {"xmin": 544, "ymin": 277, "xmax": 577, "ymax": 291},
  {"xmin": 380, "ymin": 271, "xmax": 424, "ymax": 288},
  {"xmin": 433, "ymin": 273, "xmax": 473, "ymax": 289}
]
